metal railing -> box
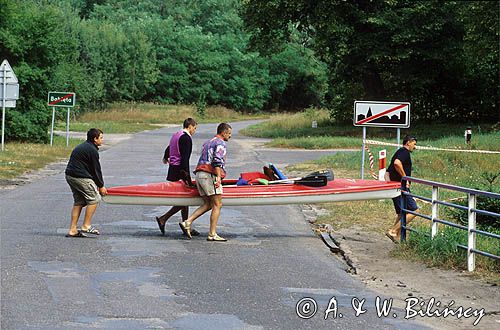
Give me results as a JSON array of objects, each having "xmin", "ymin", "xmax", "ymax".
[{"xmin": 400, "ymin": 176, "xmax": 500, "ymax": 272}]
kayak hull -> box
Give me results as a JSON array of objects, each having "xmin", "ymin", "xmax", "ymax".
[{"xmin": 103, "ymin": 179, "xmax": 401, "ymax": 206}]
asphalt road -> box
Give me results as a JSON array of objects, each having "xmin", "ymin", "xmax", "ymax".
[{"xmin": 1, "ymin": 121, "xmax": 429, "ymax": 329}]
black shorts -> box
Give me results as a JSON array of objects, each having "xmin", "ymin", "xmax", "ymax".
[{"xmin": 392, "ymin": 189, "xmax": 418, "ymax": 214}]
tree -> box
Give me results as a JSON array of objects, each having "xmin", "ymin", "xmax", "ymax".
[
  {"xmin": 0, "ymin": 1, "xmax": 86, "ymax": 142},
  {"xmin": 242, "ymin": 0, "xmax": 498, "ymax": 122}
]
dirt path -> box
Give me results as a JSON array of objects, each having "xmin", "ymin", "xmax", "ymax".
[{"xmin": 312, "ymin": 218, "xmax": 499, "ymax": 330}]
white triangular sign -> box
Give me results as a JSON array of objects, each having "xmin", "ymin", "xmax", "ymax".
[{"xmin": 0, "ymin": 59, "xmax": 18, "ymax": 83}]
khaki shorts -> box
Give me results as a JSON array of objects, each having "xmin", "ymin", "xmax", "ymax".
[
  {"xmin": 195, "ymin": 171, "xmax": 223, "ymax": 196},
  {"xmin": 66, "ymin": 175, "xmax": 101, "ymax": 206}
]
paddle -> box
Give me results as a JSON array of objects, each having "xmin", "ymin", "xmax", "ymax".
[
  {"xmin": 269, "ymin": 174, "xmax": 328, "ymax": 187},
  {"xmin": 306, "ymin": 169, "xmax": 334, "ymax": 181}
]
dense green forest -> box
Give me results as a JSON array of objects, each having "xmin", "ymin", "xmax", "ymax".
[{"xmin": 0, "ymin": 0, "xmax": 498, "ymax": 142}]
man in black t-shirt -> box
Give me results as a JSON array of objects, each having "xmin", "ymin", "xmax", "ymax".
[
  {"xmin": 65, "ymin": 128, "xmax": 107, "ymax": 237},
  {"xmin": 386, "ymin": 135, "xmax": 419, "ymax": 243}
]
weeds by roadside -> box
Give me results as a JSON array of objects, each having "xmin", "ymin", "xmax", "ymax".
[
  {"xmin": 271, "ymin": 110, "xmax": 500, "ymax": 279},
  {"xmin": 0, "ymin": 136, "xmax": 82, "ymax": 180},
  {"xmin": 56, "ymin": 102, "xmax": 268, "ymax": 133}
]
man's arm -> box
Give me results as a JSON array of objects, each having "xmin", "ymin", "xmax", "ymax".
[
  {"xmin": 88, "ymin": 148, "xmax": 107, "ymax": 195},
  {"xmin": 163, "ymin": 146, "xmax": 170, "ymax": 164},
  {"xmin": 178, "ymin": 135, "xmax": 194, "ymax": 185},
  {"xmin": 394, "ymin": 159, "xmax": 409, "ymax": 188},
  {"xmin": 213, "ymin": 166, "xmax": 222, "ymax": 188}
]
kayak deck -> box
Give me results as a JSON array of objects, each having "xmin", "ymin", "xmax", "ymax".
[{"xmin": 103, "ymin": 179, "xmax": 401, "ymax": 206}]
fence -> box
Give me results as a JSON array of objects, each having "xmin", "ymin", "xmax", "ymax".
[{"xmin": 400, "ymin": 176, "xmax": 500, "ymax": 272}]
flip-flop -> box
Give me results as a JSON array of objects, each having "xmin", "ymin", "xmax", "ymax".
[
  {"xmin": 80, "ymin": 226, "xmax": 100, "ymax": 235},
  {"xmin": 156, "ymin": 217, "xmax": 165, "ymax": 235},
  {"xmin": 65, "ymin": 231, "xmax": 88, "ymax": 238},
  {"xmin": 385, "ymin": 232, "xmax": 399, "ymax": 244}
]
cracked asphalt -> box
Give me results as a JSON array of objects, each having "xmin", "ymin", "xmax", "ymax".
[{"xmin": 1, "ymin": 121, "xmax": 431, "ymax": 329}]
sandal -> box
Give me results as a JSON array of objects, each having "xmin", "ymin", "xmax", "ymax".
[
  {"xmin": 80, "ymin": 226, "xmax": 100, "ymax": 235},
  {"xmin": 179, "ymin": 221, "xmax": 192, "ymax": 239},
  {"xmin": 385, "ymin": 232, "xmax": 399, "ymax": 244},
  {"xmin": 65, "ymin": 230, "xmax": 88, "ymax": 238},
  {"xmin": 156, "ymin": 217, "xmax": 165, "ymax": 235},
  {"xmin": 207, "ymin": 233, "xmax": 227, "ymax": 242}
]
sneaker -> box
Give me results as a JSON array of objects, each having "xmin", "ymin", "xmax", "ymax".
[{"xmin": 207, "ymin": 233, "xmax": 227, "ymax": 242}]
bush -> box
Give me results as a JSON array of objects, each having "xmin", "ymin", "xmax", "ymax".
[{"xmin": 447, "ymin": 172, "xmax": 500, "ymax": 230}]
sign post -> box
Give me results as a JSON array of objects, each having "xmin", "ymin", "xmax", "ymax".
[
  {"xmin": 1, "ymin": 59, "xmax": 20, "ymax": 151},
  {"xmin": 47, "ymin": 92, "xmax": 76, "ymax": 146},
  {"xmin": 354, "ymin": 101, "xmax": 411, "ymax": 179}
]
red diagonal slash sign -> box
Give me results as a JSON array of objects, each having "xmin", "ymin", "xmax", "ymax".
[
  {"xmin": 48, "ymin": 93, "xmax": 73, "ymax": 106},
  {"xmin": 356, "ymin": 104, "xmax": 407, "ymax": 125}
]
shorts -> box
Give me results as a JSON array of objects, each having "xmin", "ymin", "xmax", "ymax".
[
  {"xmin": 392, "ymin": 189, "xmax": 418, "ymax": 214},
  {"xmin": 195, "ymin": 171, "xmax": 222, "ymax": 197},
  {"xmin": 66, "ymin": 175, "xmax": 101, "ymax": 206}
]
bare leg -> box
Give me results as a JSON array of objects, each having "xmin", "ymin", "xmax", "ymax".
[
  {"xmin": 391, "ymin": 211, "xmax": 418, "ymax": 239},
  {"xmin": 180, "ymin": 206, "xmax": 189, "ymax": 221},
  {"xmin": 81, "ymin": 203, "xmax": 98, "ymax": 230},
  {"xmin": 157, "ymin": 206, "xmax": 184, "ymax": 225},
  {"xmin": 185, "ymin": 196, "xmax": 211, "ymax": 226},
  {"xmin": 208, "ymin": 195, "xmax": 222, "ymax": 237},
  {"xmin": 69, "ymin": 205, "xmax": 83, "ymax": 235},
  {"xmin": 387, "ymin": 214, "xmax": 400, "ymax": 236}
]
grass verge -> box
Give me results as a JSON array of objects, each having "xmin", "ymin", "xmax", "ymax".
[
  {"xmin": 56, "ymin": 103, "xmax": 268, "ymax": 133},
  {"xmin": 2, "ymin": 103, "xmax": 268, "ymax": 182},
  {"xmin": 270, "ymin": 110, "xmax": 500, "ymax": 278},
  {"xmin": 0, "ymin": 136, "xmax": 82, "ymax": 180}
]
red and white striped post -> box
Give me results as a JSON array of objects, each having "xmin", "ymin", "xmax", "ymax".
[{"xmin": 378, "ymin": 149, "xmax": 386, "ymax": 181}]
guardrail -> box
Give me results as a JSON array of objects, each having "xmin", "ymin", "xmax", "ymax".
[{"xmin": 400, "ymin": 176, "xmax": 499, "ymax": 272}]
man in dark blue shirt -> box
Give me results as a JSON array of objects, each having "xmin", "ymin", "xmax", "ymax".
[
  {"xmin": 386, "ymin": 135, "xmax": 418, "ymax": 243},
  {"xmin": 65, "ymin": 128, "xmax": 107, "ymax": 237}
]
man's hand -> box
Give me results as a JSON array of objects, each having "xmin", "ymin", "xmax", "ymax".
[
  {"xmin": 180, "ymin": 170, "xmax": 195, "ymax": 187},
  {"xmin": 214, "ymin": 176, "xmax": 221, "ymax": 188},
  {"xmin": 99, "ymin": 187, "xmax": 107, "ymax": 196}
]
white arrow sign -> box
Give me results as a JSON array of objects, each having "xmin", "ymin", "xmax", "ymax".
[
  {"xmin": 0, "ymin": 60, "xmax": 19, "ymax": 84},
  {"xmin": 2, "ymin": 59, "xmax": 19, "ymax": 151}
]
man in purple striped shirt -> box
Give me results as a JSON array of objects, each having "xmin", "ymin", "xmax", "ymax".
[{"xmin": 180, "ymin": 123, "xmax": 232, "ymax": 242}]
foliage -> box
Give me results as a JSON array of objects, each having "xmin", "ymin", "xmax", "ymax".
[
  {"xmin": 0, "ymin": 1, "xmax": 83, "ymax": 142},
  {"xmin": 401, "ymin": 225, "xmax": 499, "ymax": 273},
  {"xmin": 242, "ymin": 0, "xmax": 499, "ymax": 122},
  {"xmin": 447, "ymin": 172, "xmax": 500, "ymax": 230},
  {"xmin": 1, "ymin": 0, "xmax": 499, "ymax": 142},
  {"xmin": 196, "ymin": 93, "xmax": 206, "ymax": 118}
]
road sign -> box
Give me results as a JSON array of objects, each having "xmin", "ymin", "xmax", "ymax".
[
  {"xmin": 0, "ymin": 59, "xmax": 18, "ymax": 84},
  {"xmin": 354, "ymin": 101, "xmax": 410, "ymax": 128},
  {"xmin": 47, "ymin": 92, "xmax": 76, "ymax": 107},
  {"xmin": 2, "ymin": 59, "xmax": 20, "ymax": 151},
  {"xmin": 2, "ymin": 100, "xmax": 16, "ymax": 107},
  {"xmin": 0, "ymin": 83, "xmax": 19, "ymax": 100}
]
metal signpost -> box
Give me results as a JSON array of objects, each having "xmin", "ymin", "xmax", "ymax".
[
  {"xmin": 48, "ymin": 92, "xmax": 76, "ymax": 146},
  {"xmin": 354, "ymin": 101, "xmax": 411, "ymax": 179},
  {"xmin": 1, "ymin": 59, "xmax": 20, "ymax": 151}
]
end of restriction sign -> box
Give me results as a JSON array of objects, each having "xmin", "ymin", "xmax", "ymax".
[{"xmin": 47, "ymin": 92, "xmax": 76, "ymax": 107}]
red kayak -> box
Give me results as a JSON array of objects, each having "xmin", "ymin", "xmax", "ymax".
[{"xmin": 103, "ymin": 179, "xmax": 400, "ymax": 206}]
